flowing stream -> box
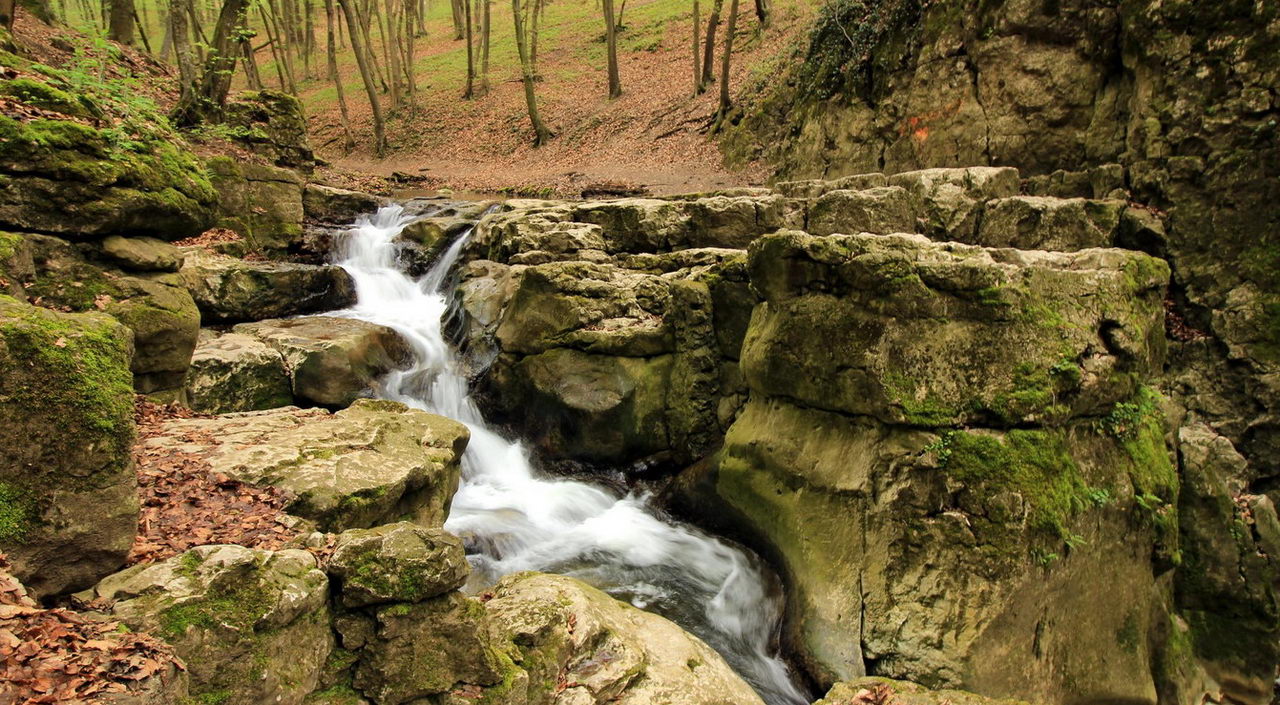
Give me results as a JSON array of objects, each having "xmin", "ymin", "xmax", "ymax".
[{"xmin": 333, "ymin": 205, "xmax": 809, "ymax": 705}]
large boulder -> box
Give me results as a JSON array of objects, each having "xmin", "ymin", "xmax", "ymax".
[
  {"xmin": 304, "ymin": 183, "xmax": 387, "ymax": 224},
  {"xmin": 101, "ymin": 235, "xmax": 186, "ymax": 273},
  {"xmin": 976, "ymin": 197, "xmax": 1126, "ymax": 251},
  {"xmin": 223, "ymin": 90, "xmax": 316, "ymax": 173},
  {"xmin": 327, "ymin": 522, "xmax": 469, "ymax": 607},
  {"xmin": 742, "ymin": 230, "xmax": 1168, "ymax": 427},
  {"xmin": 807, "ymin": 185, "xmax": 916, "ymax": 236},
  {"xmin": 0, "ymin": 116, "xmax": 215, "ymax": 240},
  {"xmin": 180, "ymin": 248, "xmax": 355, "ymax": 323},
  {"xmin": 886, "ymin": 167, "xmax": 1021, "ymax": 240},
  {"xmin": 206, "ymin": 157, "xmax": 306, "ymax": 253},
  {"xmin": 87, "ymin": 545, "xmax": 332, "ymax": 705},
  {"xmin": 233, "ymin": 316, "xmax": 410, "ymax": 407},
  {"xmin": 142, "ymin": 400, "xmax": 469, "ymax": 531},
  {"xmin": 183, "ymin": 329, "xmax": 293, "ymax": 413},
  {"xmin": 0, "ymin": 297, "xmax": 138, "ymax": 597},
  {"xmin": 481, "ymin": 572, "xmax": 767, "ymax": 705},
  {"xmin": 336, "ymin": 592, "xmax": 508, "ymax": 705},
  {"xmin": 24, "ymin": 234, "xmax": 201, "ymax": 394}
]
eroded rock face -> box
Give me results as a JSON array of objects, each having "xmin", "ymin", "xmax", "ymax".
[
  {"xmin": 183, "ymin": 330, "xmax": 293, "ymax": 414},
  {"xmin": 743, "ymin": 230, "xmax": 1167, "ymax": 427},
  {"xmin": 233, "ymin": 316, "xmax": 410, "ymax": 408},
  {"xmin": 180, "ymin": 248, "xmax": 355, "ymax": 323},
  {"xmin": 327, "ymin": 522, "xmax": 469, "ymax": 607},
  {"xmin": 89, "ymin": 545, "xmax": 332, "ymax": 705},
  {"xmin": 0, "ymin": 297, "xmax": 138, "ymax": 597},
  {"xmin": 206, "ymin": 158, "xmax": 306, "ymax": 254},
  {"xmin": 142, "ymin": 400, "xmax": 468, "ymax": 531},
  {"xmin": 480, "ymin": 572, "xmax": 766, "ymax": 705}
]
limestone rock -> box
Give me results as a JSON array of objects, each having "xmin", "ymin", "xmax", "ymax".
[
  {"xmin": 0, "ymin": 297, "xmax": 138, "ymax": 597},
  {"xmin": 807, "ymin": 185, "xmax": 916, "ymax": 236},
  {"xmin": 887, "ymin": 167, "xmax": 1021, "ymax": 240},
  {"xmin": 774, "ymin": 172, "xmax": 888, "ymax": 198},
  {"xmin": 180, "ymin": 248, "xmax": 356, "ymax": 323},
  {"xmin": 223, "ymin": 90, "xmax": 316, "ymax": 173},
  {"xmin": 340, "ymin": 592, "xmax": 505, "ymax": 705},
  {"xmin": 89, "ymin": 545, "xmax": 332, "ymax": 705},
  {"xmin": 304, "ymin": 184, "xmax": 387, "ymax": 224},
  {"xmin": 206, "ymin": 157, "xmax": 305, "ymax": 253},
  {"xmin": 183, "ymin": 329, "xmax": 293, "ymax": 413},
  {"xmin": 234, "ymin": 316, "xmax": 410, "ymax": 407},
  {"xmin": 26, "ymin": 234, "xmax": 200, "ymax": 393},
  {"xmin": 743, "ymin": 230, "xmax": 1168, "ymax": 427},
  {"xmin": 327, "ymin": 522, "xmax": 469, "ymax": 607},
  {"xmin": 816, "ymin": 678, "xmax": 1029, "ymax": 705},
  {"xmin": 482, "ymin": 572, "xmax": 766, "ymax": 705},
  {"xmin": 976, "ymin": 197, "xmax": 1125, "ymax": 251},
  {"xmin": 142, "ymin": 400, "xmax": 468, "ymax": 531},
  {"xmin": 101, "ymin": 236, "xmax": 185, "ymax": 273}
]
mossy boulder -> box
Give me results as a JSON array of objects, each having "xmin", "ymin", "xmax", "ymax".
[
  {"xmin": 24, "ymin": 234, "xmax": 200, "ymax": 393},
  {"xmin": 327, "ymin": 522, "xmax": 469, "ymax": 607},
  {"xmin": 141, "ymin": 400, "xmax": 469, "ymax": 531},
  {"xmin": 88, "ymin": 545, "xmax": 332, "ymax": 705},
  {"xmin": 223, "ymin": 90, "xmax": 316, "ymax": 173},
  {"xmin": 180, "ymin": 248, "xmax": 355, "ymax": 323},
  {"xmin": 233, "ymin": 316, "xmax": 410, "ymax": 408},
  {"xmin": 0, "ymin": 296, "xmax": 138, "ymax": 597},
  {"xmin": 479, "ymin": 572, "xmax": 766, "ymax": 705},
  {"xmin": 705, "ymin": 396, "xmax": 1176, "ymax": 702},
  {"xmin": 337, "ymin": 592, "xmax": 505, "ymax": 705},
  {"xmin": 183, "ymin": 329, "xmax": 294, "ymax": 413},
  {"xmin": 976, "ymin": 197, "xmax": 1126, "ymax": 251},
  {"xmin": 206, "ymin": 157, "xmax": 306, "ymax": 253},
  {"xmin": 807, "ymin": 185, "xmax": 916, "ymax": 236},
  {"xmin": 742, "ymin": 230, "xmax": 1168, "ymax": 428},
  {"xmin": 0, "ymin": 116, "xmax": 215, "ymax": 239},
  {"xmin": 886, "ymin": 167, "xmax": 1021, "ymax": 241}
]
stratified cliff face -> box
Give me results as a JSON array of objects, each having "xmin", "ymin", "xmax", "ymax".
[{"xmin": 723, "ymin": 0, "xmax": 1280, "ymax": 485}]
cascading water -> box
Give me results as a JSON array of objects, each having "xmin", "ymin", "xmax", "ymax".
[{"xmin": 333, "ymin": 204, "xmax": 809, "ymax": 705}]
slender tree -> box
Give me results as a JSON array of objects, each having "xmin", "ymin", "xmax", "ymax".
[
  {"xmin": 480, "ymin": 0, "xmax": 490, "ymax": 91},
  {"xmin": 172, "ymin": 0, "xmax": 248, "ymax": 125},
  {"xmin": 753, "ymin": 0, "xmax": 767, "ymax": 27},
  {"xmin": 169, "ymin": 0, "xmax": 199, "ymax": 107},
  {"xmin": 338, "ymin": 0, "xmax": 386, "ymax": 155},
  {"xmin": 602, "ymin": 0, "xmax": 620, "ymax": 98},
  {"xmin": 714, "ymin": 0, "xmax": 737, "ymax": 122},
  {"xmin": 462, "ymin": 0, "xmax": 474, "ymax": 98},
  {"xmin": 108, "ymin": 0, "xmax": 136, "ymax": 44},
  {"xmin": 691, "ymin": 0, "xmax": 700, "ymax": 94},
  {"xmin": 700, "ymin": 0, "xmax": 720, "ymax": 88},
  {"xmin": 323, "ymin": 0, "xmax": 356, "ymax": 148},
  {"xmin": 0, "ymin": 0, "xmax": 14, "ymax": 30},
  {"xmin": 512, "ymin": 0, "xmax": 550, "ymax": 145}
]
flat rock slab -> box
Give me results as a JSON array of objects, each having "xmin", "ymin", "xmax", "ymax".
[
  {"xmin": 179, "ymin": 248, "xmax": 355, "ymax": 323},
  {"xmin": 234, "ymin": 316, "xmax": 412, "ymax": 407},
  {"xmin": 143, "ymin": 399, "xmax": 469, "ymax": 531}
]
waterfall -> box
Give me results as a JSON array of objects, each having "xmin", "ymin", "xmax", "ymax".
[{"xmin": 332, "ymin": 204, "xmax": 809, "ymax": 705}]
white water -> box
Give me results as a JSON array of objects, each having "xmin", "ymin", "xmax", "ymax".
[{"xmin": 333, "ymin": 205, "xmax": 808, "ymax": 705}]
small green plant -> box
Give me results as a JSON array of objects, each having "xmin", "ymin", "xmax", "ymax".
[
  {"xmin": 1031, "ymin": 548, "xmax": 1060, "ymax": 566},
  {"xmin": 1099, "ymin": 387, "xmax": 1162, "ymax": 440}
]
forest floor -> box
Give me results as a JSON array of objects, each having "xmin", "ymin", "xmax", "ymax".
[{"xmin": 280, "ymin": 0, "xmax": 818, "ymax": 196}]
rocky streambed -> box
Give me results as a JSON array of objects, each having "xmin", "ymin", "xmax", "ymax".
[{"xmin": 2, "ymin": 164, "xmax": 1277, "ymax": 705}]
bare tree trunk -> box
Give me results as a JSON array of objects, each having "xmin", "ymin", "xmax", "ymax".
[
  {"xmin": 715, "ymin": 0, "xmax": 737, "ymax": 121},
  {"xmin": 173, "ymin": 0, "xmax": 248, "ymax": 125},
  {"xmin": 381, "ymin": 0, "xmax": 402, "ymax": 107},
  {"xmin": 449, "ymin": 0, "xmax": 462, "ymax": 38},
  {"xmin": 529, "ymin": 0, "xmax": 541, "ymax": 74},
  {"xmin": 401, "ymin": 0, "xmax": 416, "ymax": 102},
  {"xmin": 480, "ymin": 0, "xmax": 490, "ymax": 91},
  {"xmin": 258, "ymin": 5, "xmax": 290, "ymax": 90},
  {"xmin": 753, "ymin": 0, "xmax": 767, "ymax": 27},
  {"xmin": 700, "ymin": 0, "xmax": 720, "ymax": 88},
  {"xmin": 159, "ymin": 1, "xmax": 174, "ymax": 60},
  {"xmin": 108, "ymin": 0, "xmax": 135, "ymax": 44},
  {"xmin": 0, "ymin": 0, "xmax": 15, "ymax": 31},
  {"xmin": 264, "ymin": 0, "xmax": 298, "ymax": 92},
  {"xmin": 512, "ymin": 0, "xmax": 550, "ymax": 145},
  {"xmin": 338, "ymin": 0, "xmax": 386, "ymax": 155},
  {"xmin": 240, "ymin": 31, "xmax": 263, "ymax": 88},
  {"xmin": 462, "ymin": 0, "xmax": 474, "ymax": 98},
  {"xmin": 302, "ymin": 0, "xmax": 315, "ymax": 78},
  {"xmin": 324, "ymin": 0, "xmax": 356, "ymax": 148},
  {"xmin": 602, "ymin": 0, "xmax": 620, "ymax": 98},
  {"xmin": 170, "ymin": 0, "xmax": 199, "ymax": 106},
  {"xmin": 691, "ymin": 0, "xmax": 700, "ymax": 94}
]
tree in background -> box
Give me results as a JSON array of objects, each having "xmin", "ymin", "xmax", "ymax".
[
  {"xmin": 603, "ymin": 0, "xmax": 620, "ymax": 98},
  {"xmin": 337, "ymin": 0, "xmax": 386, "ymax": 154},
  {"xmin": 699, "ymin": 0, "xmax": 720, "ymax": 89},
  {"xmin": 691, "ymin": 0, "xmax": 701, "ymax": 94},
  {"xmin": 713, "ymin": 0, "xmax": 737, "ymax": 124},
  {"xmin": 107, "ymin": 0, "xmax": 134, "ymax": 44},
  {"xmin": 512, "ymin": 0, "xmax": 550, "ymax": 145},
  {"xmin": 171, "ymin": 0, "xmax": 248, "ymax": 125}
]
